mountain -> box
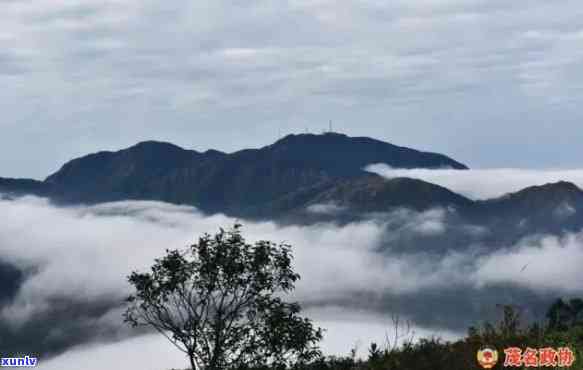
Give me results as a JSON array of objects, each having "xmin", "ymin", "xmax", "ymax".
[
  {"xmin": 261, "ymin": 133, "xmax": 468, "ymax": 174},
  {"xmin": 44, "ymin": 141, "xmax": 221, "ymax": 205},
  {"xmin": 242, "ymin": 173, "xmax": 473, "ymax": 221},
  {"xmin": 0, "ymin": 178, "xmax": 53, "ymax": 198},
  {"xmin": 40, "ymin": 133, "xmax": 467, "ymax": 213},
  {"xmin": 305, "ymin": 175, "xmax": 472, "ymax": 212},
  {"xmin": 482, "ymin": 181, "xmax": 583, "ymax": 214},
  {"xmin": 471, "ymin": 181, "xmax": 583, "ymax": 240},
  {"xmin": 4, "ymin": 133, "xmax": 583, "ymax": 244}
]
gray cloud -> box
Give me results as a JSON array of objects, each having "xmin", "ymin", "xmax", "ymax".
[
  {"xmin": 474, "ymin": 233, "xmax": 583, "ymax": 294},
  {"xmin": 37, "ymin": 334, "xmax": 187, "ymax": 370},
  {"xmin": 0, "ymin": 195, "xmax": 476, "ymax": 365},
  {"xmin": 0, "ymin": 193, "xmax": 582, "ymax": 367},
  {"xmin": 1, "ymin": 1, "xmax": 583, "ymax": 177},
  {"xmin": 367, "ymin": 165, "xmax": 583, "ymax": 199},
  {"xmin": 305, "ymin": 202, "xmax": 347, "ymax": 215}
]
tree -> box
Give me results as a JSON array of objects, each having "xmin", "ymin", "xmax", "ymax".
[
  {"xmin": 124, "ymin": 224, "xmax": 323, "ymax": 370},
  {"xmin": 547, "ymin": 298, "xmax": 583, "ymax": 331},
  {"xmin": 569, "ymin": 298, "xmax": 583, "ymax": 326},
  {"xmin": 496, "ymin": 304, "xmax": 522, "ymax": 338},
  {"xmin": 367, "ymin": 342, "xmax": 383, "ymax": 369}
]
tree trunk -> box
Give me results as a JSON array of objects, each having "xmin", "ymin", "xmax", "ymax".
[{"xmin": 189, "ymin": 354, "xmax": 198, "ymax": 370}]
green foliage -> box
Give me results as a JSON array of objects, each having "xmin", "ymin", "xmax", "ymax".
[
  {"xmin": 129, "ymin": 225, "xmax": 581, "ymax": 370},
  {"xmin": 238, "ymin": 302, "xmax": 583, "ymax": 370},
  {"xmin": 125, "ymin": 224, "xmax": 322, "ymax": 370},
  {"xmin": 547, "ymin": 298, "xmax": 583, "ymax": 331}
]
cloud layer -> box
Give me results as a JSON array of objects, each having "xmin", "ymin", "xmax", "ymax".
[
  {"xmin": 2, "ymin": 0, "xmax": 583, "ymax": 177},
  {"xmin": 368, "ymin": 165, "xmax": 583, "ymax": 199},
  {"xmin": 0, "ymin": 193, "xmax": 582, "ymax": 368}
]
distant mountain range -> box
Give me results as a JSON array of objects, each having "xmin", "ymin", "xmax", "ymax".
[
  {"xmin": 0, "ymin": 133, "xmax": 467, "ymax": 209},
  {"xmin": 2, "ymin": 132, "xmax": 583, "ymax": 246}
]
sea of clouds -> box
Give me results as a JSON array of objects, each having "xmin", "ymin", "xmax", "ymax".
[
  {"xmin": 367, "ymin": 165, "xmax": 583, "ymax": 199},
  {"xmin": 0, "ymin": 168, "xmax": 582, "ymax": 369}
]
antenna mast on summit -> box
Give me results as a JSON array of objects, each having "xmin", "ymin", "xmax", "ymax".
[{"xmin": 329, "ymin": 120, "xmax": 332, "ymax": 133}]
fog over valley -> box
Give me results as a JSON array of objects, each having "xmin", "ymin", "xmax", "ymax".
[{"xmin": 1, "ymin": 171, "xmax": 582, "ymax": 368}]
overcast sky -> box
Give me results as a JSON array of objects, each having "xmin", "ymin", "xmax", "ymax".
[{"xmin": 2, "ymin": 0, "xmax": 583, "ymax": 179}]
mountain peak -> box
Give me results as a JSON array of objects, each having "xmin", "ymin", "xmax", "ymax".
[
  {"xmin": 305, "ymin": 174, "xmax": 472, "ymax": 212},
  {"xmin": 203, "ymin": 149, "xmax": 227, "ymax": 156},
  {"xmin": 126, "ymin": 140, "xmax": 190, "ymax": 153},
  {"xmin": 483, "ymin": 181, "xmax": 583, "ymax": 215},
  {"xmin": 275, "ymin": 132, "xmax": 347, "ymax": 143},
  {"xmin": 267, "ymin": 132, "xmax": 468, "ymax": 174},
  {"xmin": 513, "ymin": 181, "xmax": 582, "ymax": 197}
]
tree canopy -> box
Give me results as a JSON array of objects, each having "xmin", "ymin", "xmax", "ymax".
[{"xmin": 124, "ymin": 224, "xmax": 323, "ymax": 370}]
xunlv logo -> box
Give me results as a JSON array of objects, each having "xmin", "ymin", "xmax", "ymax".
[{"xmin": 0, "ymin": 356, "xmax": 38, "ymax": 367}]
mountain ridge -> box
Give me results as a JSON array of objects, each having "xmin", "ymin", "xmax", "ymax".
[
  {"xmin": 36, "ymin": 133, "xmax": 468, "ymax": 211},
  {"xmin": 3, "ymin": 134, "xmax": 583, "ymax": 242}
]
